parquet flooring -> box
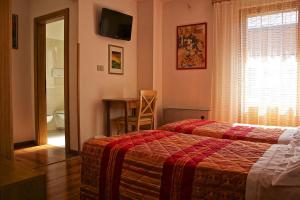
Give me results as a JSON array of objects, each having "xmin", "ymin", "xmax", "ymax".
[{"xmin": 14, "ymin": 145, "xmax": 81, "ymax": 200}]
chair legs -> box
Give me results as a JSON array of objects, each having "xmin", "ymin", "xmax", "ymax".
[
  {"xmin": 116, "ymin": 121, "xmax": 123, "ymax": 134},
  {"xmin": 117, "ymin": 123, "xmax": 138, "ymax": 134},
  {"xmin": 150, "ymin": 122, "xmax": 154, "ymax": 129},
  {"xmin": 115, "ymin": 120, "xmax": 154, "ymax": 134},
  {"xmin": 131, "ymin": 125, "xmax": 137, "ymax": 132}
]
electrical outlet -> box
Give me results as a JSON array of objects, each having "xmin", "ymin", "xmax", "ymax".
[{"xmin": 97, "ymin": 65, "xmax": 104, "ymax": 71}]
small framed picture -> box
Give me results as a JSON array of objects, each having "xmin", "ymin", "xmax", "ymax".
[
  {"xmin": 108, "ymin": 45, "xmax": 124, "ymax": 75},
  {"xmin": 177, "ymin": 23, "xmax": 207, "ymax": 70},
  {"xmin": 12, "ymin": 14, "xmax": 18, "ymax": 49}
]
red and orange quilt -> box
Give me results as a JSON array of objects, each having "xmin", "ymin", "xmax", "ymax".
[
  {"xmin": 80, "ymin": 130, "xmax": 270, "ymax": 200},
  {"xmin": 158, "ymin": 119, "xmax": 291, "ymax": 144}
]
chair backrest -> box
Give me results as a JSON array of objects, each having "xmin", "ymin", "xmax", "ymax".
[{"xmin": 137, "ymin": 90, "xmax": 157, "ymax": 120}]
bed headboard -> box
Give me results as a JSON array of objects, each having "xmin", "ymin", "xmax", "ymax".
[{"xmin": 163, "ymin": 108, "xmax": 211, "ymax": 125}]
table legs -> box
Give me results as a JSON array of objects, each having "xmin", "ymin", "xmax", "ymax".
[
  {"xmin": 105, "ymin": 101, "xmax": 132, "ymax": 136},
  {"xmin": 124, "ymin": 102, "xmax": 129, "ymax": 133},
  {"xmin": 106, "ymin": 102, "xmax": 111, "ymax": 137}
]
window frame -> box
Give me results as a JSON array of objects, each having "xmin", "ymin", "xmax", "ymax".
[{"xmin": 238, "ymin": 1, "xmax": 300, "ymax": 125}]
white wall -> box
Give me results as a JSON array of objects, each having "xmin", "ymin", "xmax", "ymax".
[
  {"xmin": 12, "ymin": 0, "xmax": 214, "ymax": 148},
  {"xmin": 162, "ymin": 0, "xmax": 213, "ymax": 111},
  {"xmin": 78, "ymin": 0, "xmax": 138, "ymax": 144},
  {"xmin": 46, "ymin": 20, "xmax": 64, "ymax": 40},
  {"xmin": 12, "ymin": 0, "xmax": 32, "ymax": 143},
  {"xmin": 153, "ymin": 0, "xmax": 163, "ymax": 125},
  {"xmin": 29, "ymin": 0, "xmax": 79, "ymax": 150},
  {"xmin": 12, "ymin": 0, "xmax": 79, "ymax": 150},
  {"xmin": 137, "ymin": 0, "xmax": 154, "ymax": 91},
  {"xmin": 137, "ymin": 0, "xmax": 163, "ymax": 126}
]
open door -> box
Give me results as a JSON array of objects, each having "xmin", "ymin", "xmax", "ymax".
[{"xmin": 34, "ymin": 9, "xmax": 70, "ymax": 153}]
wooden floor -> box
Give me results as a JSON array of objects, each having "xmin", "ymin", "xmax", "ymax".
[{"xmin": 14, "ymin": 145, "xmax": 80, "ymax": 200}]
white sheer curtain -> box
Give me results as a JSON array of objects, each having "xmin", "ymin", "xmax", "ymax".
[
  {"xmin": 212, "ymin": 0, "xmax": 300, "ymax": 126},
  {"xmin": 212, "ymin": 0, "xmax": 242, "ymax": 122}
]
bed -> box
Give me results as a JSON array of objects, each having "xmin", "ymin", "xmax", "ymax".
[
  {"xmin": 80, "ymin": 130, "xmax": 300, "ymax": 200},
  {"xmin": 158, "ymin": 119, "xmax": 300, "ymax": 144}
]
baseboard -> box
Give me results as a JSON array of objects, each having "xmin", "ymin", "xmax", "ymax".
[
  {"xmin": 14, "ymin": 140, "xmax": 36, "ymax": 150},
  {"xmin": 67, "ymin": 149, "xmax": 80, "ymax": 156}
]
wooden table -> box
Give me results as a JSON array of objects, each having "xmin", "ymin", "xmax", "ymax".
[{"xmin": 103, "ymin": 98, "xmax": 139, "ymax": 136}]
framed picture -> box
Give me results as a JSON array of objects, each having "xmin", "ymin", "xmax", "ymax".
[
  {"xmin": 177, "ymin": 23, "xmax": 207, "ymax": 70},
  {"xmin": 12, "ymin": 14, "xmax": 18, "ymax": 49},
  {"xmin": 108, "ymin": 45, "xmax": 124, "ymax": 75}
]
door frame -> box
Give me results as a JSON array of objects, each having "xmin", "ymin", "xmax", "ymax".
[
  {"xmin": 34, "ymin": 8, "xmax": 70, "ymax": 153},
  {"xmin": 0, "ymin": 0, "xmax": 14, "ymax": 160}
]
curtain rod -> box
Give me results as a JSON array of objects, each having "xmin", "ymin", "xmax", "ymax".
[
  {"xmin": 212, "ymin": 0, "xmax": 231, "ymax": 4},
  {"xmin": 213, "ymin": 0, "xmax": 297, "ymax": 3}
]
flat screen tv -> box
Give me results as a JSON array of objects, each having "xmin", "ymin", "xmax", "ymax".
[{"xmin": 99, "ymin": 8, "xmax": 133, "ymax": 41}]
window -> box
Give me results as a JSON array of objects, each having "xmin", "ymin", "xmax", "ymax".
[{"xmin": 241, "ymin": 8, "xmax": 299, "ymax": 126}]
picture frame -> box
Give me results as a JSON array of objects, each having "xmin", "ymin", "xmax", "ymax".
[
  {"xmin": 12, "ymin": 14, "xmax": 18, "ymax": 49},
  {"xmin": 177, "ymin": 23, "xmax": 207, "ymax": 70},
  {"xmin": 108, "ymin": 45, "xmax": 124, "ymax": 75}
]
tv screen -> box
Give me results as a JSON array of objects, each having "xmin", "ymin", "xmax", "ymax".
[{"xmin": 99, "ymin": 8, "xmax": 133, "ymax": 41}]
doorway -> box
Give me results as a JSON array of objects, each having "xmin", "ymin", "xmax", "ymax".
[{"xmin": 34, "ymin": 9, "xmax": 70, "ymax": 153}]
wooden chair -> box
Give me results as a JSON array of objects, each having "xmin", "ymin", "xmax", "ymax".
[{"xmin": 116, "ymin": 90, "xmax": 157, "ymax": 133}]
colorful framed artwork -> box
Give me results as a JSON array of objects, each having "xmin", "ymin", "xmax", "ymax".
[
  {"xmin": 12, "ymin": 14, "xmax": 18, "ymax": 49},
  {"xmin": 177, "ymin": 23, "xmax": 207, "ymax": 70},
  {"xmin": 108, "ymin": 45, "xmax": 124, "ymax": 75}
]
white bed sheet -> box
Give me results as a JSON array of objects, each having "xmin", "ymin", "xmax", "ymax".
[{"xmin": 246, "ymin": 144, "xmax": 300, "ymax": 200}]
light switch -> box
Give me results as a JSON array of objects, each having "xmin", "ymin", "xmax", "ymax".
[{"xmin": 97, "ymin": 65, "xmax": 104, "ymax": 71}]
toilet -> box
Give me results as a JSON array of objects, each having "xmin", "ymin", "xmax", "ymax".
[
  {"xmin": 54, "ymin": 110, "xmax": 65, "ymax": 130},
  {"xmin": 47, "ymin": 115, "xmax": 53, "ymax": 123}
]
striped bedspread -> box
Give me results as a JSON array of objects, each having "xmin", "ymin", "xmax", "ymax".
[
  {"xmin": 80, "ymin": 130, "xmax": 270, "ymax": 200},
  {"xmin": 158, "ymin": 119, "xmax": 298, "ymax": 144}
]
